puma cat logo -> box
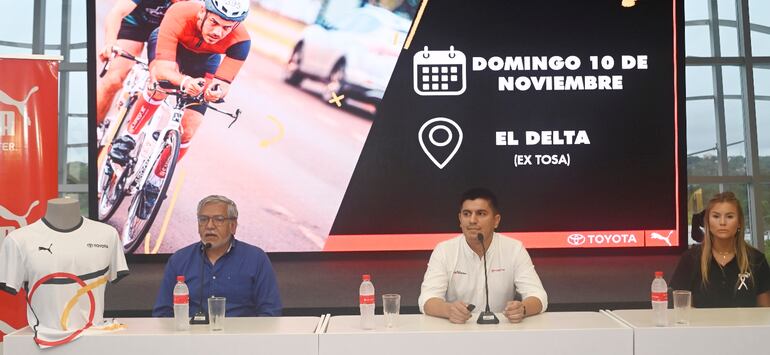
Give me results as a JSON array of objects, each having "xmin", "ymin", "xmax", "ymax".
[{"xmin": 38, "ymin": 243, "xmax": 53, "ymax": 254}]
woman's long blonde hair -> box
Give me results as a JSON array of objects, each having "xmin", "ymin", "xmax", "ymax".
[{"xmin": 699, "ymin": 191, "xmax": 751, "ymax": 286}]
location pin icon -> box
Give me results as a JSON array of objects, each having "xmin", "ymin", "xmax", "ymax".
[{"xmin": 418, "ymin": 117, "xmax": 463, "ymax": 169}]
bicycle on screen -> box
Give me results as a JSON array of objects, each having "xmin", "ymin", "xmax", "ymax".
[
  {"xmin": 97, "ymin": 79, "xmax": 240, "ymax": 253},
  {"xmin": 96, "ymin": 46, "xmax": 149, "ymax": 156}
]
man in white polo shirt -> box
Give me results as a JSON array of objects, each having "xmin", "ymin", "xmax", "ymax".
[{"xmin": 418, "ymin": 188, "xmax": 547, "ymax": 324}]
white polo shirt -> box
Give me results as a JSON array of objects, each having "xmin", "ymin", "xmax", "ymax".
[
  {"xmin": 418, "ymin": 233, "xmax": 547, "ymax": 314},
  {"xmin": 0, "ymin": 218, "xmax": 128, "ymax": 348}
]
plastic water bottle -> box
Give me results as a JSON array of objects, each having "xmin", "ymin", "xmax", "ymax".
[
  {"xmin": 173, "ymin": 275, "xmax": 190, "ymax": 330},
  {"xmin": 651, "ymin": 271, "xmax": 668, "ymax": 327},
  {"xmin": 359, "ymin": 274, "xmax": 375, "ymax": 330}
]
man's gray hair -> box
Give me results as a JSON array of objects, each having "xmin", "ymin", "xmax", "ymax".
[{"xmin": 197, "ymin": 195, "xmax": 239, "ymax": 219}]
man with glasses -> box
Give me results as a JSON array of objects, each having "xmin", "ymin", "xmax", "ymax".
[{"xmin": 152, "ymin": 195, "xmax": 282, "ymax": 317}]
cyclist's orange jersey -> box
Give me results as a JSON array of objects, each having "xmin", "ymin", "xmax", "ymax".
[{"xmin": 156, "ymin": 1, "xmax": 251, "ymax": 82}]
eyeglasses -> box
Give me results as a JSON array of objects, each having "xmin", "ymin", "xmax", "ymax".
[{"xmin": 197, "ymin": 215, "xmax": 234, "ymax": 226}]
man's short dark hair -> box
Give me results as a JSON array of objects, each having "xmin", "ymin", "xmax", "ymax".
[{"xmin": 460, "ymin": 188, "xmax": 499, "ymax": 214}]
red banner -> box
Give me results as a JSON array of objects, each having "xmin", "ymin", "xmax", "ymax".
[
  {"xmin": 325, "ymin": 228, "xmax": 679, "ymax": 251},
  {"xmin": 0, "ymin": 56, "xmax": 60, "ymax": 342}
]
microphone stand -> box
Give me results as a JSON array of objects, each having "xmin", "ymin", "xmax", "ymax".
[
  {"xmin": 476, "ymin": 233, "xmax": 499, "ymax": 324},
  {"xmin": 190, "ymin": 242, "xmax": 212, "ymax": 324}
]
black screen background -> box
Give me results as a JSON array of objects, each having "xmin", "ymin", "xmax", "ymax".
[{"xmin": 331, "ymin": 0, "xmax": 684, "ymax": 238}]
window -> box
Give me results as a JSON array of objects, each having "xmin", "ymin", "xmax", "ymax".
[
  {"xmin": 686, "ymin": 0, "xmax": 770, "ymax": 253},
  {"xmin": 0, "ymin": 0, "xmax": 88, "ymax": 215}
]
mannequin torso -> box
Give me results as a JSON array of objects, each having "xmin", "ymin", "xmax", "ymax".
[{"xmin": 43, "ymin": 197, "xmax": 82, "ymax": 231}]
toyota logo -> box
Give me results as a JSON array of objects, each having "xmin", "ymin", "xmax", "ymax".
[{"xmin": 567, "ymin": 233, "xmax": 585, "ymax": 246}]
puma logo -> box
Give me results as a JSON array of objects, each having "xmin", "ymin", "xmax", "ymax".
[
  {"xmin": 0, "ymin": 200, "xmax": 40, "ymax": 228},
  {"xmin": 0, "ymin": 86, "xmax": 39, "ymax": 127},
  {"xmin": 650, "ymin": 230, "xmax": 674, "ymax": 247},
  {"xmin": 38, "ymin": 243, "xmax": 53, "ymax": 254}
]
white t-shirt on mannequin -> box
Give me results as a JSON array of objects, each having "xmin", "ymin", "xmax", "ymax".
[{"xmin": 0, "ymin": 217, "xmax": 128, "ymax": 348}]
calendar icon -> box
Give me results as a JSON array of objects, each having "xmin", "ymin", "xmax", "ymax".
[{"xmin": 413, "ymin": 45, "xmax": 466, "ymax": 96}]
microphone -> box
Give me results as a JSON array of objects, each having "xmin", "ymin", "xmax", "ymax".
[
  {"xmin": 476, "ymin": 233, "xmax": 499, "ymax": 324},
  {"xmin": 190, "ymin": 242, "xmax": 212, "ymax": 324}
]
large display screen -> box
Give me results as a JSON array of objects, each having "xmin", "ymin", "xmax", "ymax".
[{"xmin": 90, "ymin": 0, "xmax": 685, "ymax": 254}]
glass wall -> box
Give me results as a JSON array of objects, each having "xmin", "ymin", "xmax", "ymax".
[
  {"xmin": 0, "ymin": 0, "xmax": 88, "ymax": 214},
  {"xmin": 686, "ymin": 0, "xmax": 770, "ymax": 255}
]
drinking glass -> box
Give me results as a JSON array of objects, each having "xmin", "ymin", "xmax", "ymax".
[
  {"xmin": 208, "ymin": 297, "xmax": 226, "ymax": 331},
  {"xmin": 672, "ymin": 290, "xmax": 691, "ymax": 325},
  {"xmin": 382, "ymin": 294, "xmax": 401, "ymax": 328}
]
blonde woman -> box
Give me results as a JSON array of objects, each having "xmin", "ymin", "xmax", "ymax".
[{"xmin": 670, "ymin": 192, "xmax": 770, "ymax": 307}]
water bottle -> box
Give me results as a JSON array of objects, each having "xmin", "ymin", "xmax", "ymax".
[
  {"xmin": 359, "ymin": 274, "xmax": 375, "ymax": 330},
  {"xmin": 173, "ymin": 275, "xmax": 190, "ymax": 330},
  {"xmin": 651, "ymin": 271, "xmax": 668, "ymax": 327}
]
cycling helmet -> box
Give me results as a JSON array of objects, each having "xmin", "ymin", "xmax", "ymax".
[{"xmin": 205, "ymin": 0, "xmax": 250, "ymax": 22}]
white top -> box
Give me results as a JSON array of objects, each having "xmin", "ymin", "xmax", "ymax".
[
  {"xmin": 325, "ymin": 312, "xmax": 625, "ymax": 333},
  {"xmin": 0, "ymin": 218, "xmax": 129, "ymax": 348},
  {"xmin": 321, "ymin": 313, "xmax": 631, "ymax": 355},
  {"xmin": 418, "ymin": 233, "xmax": 547, "ymax": 313},
  {"xmin": 611, "ymin": 307, "xmax": 770, "ymax": 328},
  {"xmin": 4, "ymin": 317, "xmax": 322, "ymax": 355}
]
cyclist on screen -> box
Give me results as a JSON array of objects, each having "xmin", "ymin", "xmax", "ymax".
[
  {"xmin": 96, "ymin": 0, "xmax": 184, "ymax": 126},
  {"xmin": 109, "ymin": 0, "xmax": 252, "ymax": 219}
]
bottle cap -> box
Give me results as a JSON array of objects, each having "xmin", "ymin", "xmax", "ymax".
[
  {"xmin": 177, "ymin": 275, "xmax": 185, "ymax": 282},
  {"xmin": 654, "ymin": 271, "xmax": 663, "ymax": 278},
  {"xmin": 362, "ymin": 274, "xmax": 371, "ymax": 281}
]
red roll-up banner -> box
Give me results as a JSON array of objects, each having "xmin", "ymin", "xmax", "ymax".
[{"xmin": 0, "ymin": 55, "xmax": 60, "ymax": 342}]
